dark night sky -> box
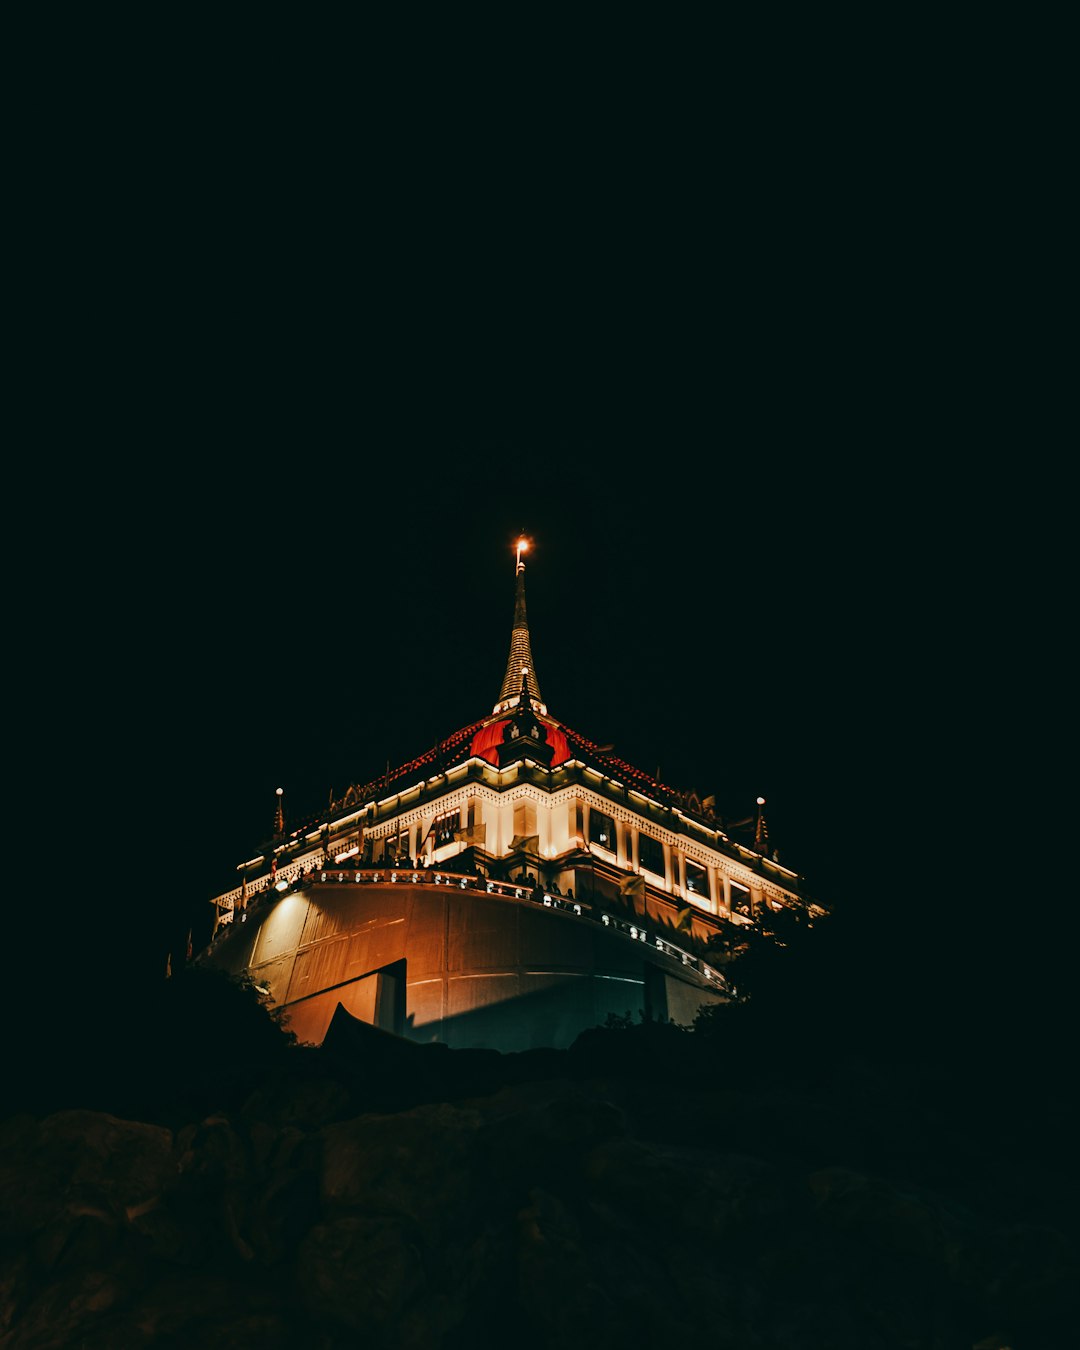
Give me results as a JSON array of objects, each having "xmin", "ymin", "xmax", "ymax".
[
  {"xmin": 10, "ymin": 125, "xmax": 1041, "ymax": 1046},
  {"xmin": 25, "ymin": 435, "xmax": 971, "ymax": 1009}
]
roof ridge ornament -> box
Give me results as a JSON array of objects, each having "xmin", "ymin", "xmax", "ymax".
[{"xmin": 494, "ymin": 534, "xmax": 547, "ymax": 716}]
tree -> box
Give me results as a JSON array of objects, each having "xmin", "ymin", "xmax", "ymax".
[{"xmin": 703, "ymin": 902, "xmax": 823, "ymax": 1008}]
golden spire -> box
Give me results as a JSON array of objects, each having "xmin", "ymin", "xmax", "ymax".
[{"xmin": 494, "ymin": 535, "xmax": 547, "ymax": 715}]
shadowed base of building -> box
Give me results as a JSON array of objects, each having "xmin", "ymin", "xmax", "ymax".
[{"xmin": 201, "ymin": 876, "xmax": 728, "ymax": 1053}]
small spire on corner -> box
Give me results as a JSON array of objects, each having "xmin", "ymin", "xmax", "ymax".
[{"xmin": 754, "ymin": 796, "xmax": 769, "ymax": 853}]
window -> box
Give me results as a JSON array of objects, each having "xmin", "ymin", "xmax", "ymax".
[
  {"xmin": 638, "ymin": 833, "xmax": 664, "ymax": 877},
  {"xmin": 384, "ymin": 826, "xmax": 409, "ymax": 861},
  {"xmin": 730, "ymin": 881, "xmax": 751, "ymax": 916},
  {"xmin": 433, "ymin": 809, "xmax": 459, "ymax": 847},
  {"xmin": 686, "ymin": 859, "xmax": 709, "ymax": 899},
  {"xmin": 589, "ymin": 809, "xmax": 616, "ymax": 851}
]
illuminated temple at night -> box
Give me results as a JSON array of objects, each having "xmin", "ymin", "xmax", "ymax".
[{"xmin": 201, "ymin": 539, "xmax": 824, "ymax": 1052}]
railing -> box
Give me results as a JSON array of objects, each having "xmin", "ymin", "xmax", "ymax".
[
  {"xmin": 594, "ymin": 910, "xmax": 729, "ymax": 991},
  {"xmin": 214, "ymin": 865, "xmax": 729, "ymax": 993}
]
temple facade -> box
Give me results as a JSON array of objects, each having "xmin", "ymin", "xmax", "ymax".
[{"xmin": 201, "ymin": 539, "xmax": 823, "ymax": 1052}]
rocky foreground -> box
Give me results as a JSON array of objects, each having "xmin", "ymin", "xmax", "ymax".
[{"xmin": 1, "ymin": 972, "xmax": 1077, "ymax": 1350}]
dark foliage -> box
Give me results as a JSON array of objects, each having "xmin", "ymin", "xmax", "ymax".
[{"xmin": 8, "ymin": 966, "xmax": 297, "ymax": 1125}]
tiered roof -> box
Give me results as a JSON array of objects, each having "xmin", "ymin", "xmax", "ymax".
[{"xmin": 273, "ymin": 537, "xmax": 770, "ymax": 856}]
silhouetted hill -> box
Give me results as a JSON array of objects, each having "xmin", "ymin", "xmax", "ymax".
[{"xmin": 3, "ymin": 915, "xmax": 1077, "ymax": 1348}]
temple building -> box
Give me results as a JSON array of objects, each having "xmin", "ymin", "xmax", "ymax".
[{"xmin": 200, "ymin": 538, "xmax": 823, "ymax": 1052}]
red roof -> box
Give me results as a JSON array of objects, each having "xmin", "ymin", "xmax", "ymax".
[{"xmin": 469, "ymin": 716, "xmax": 571, "ymax": 767}]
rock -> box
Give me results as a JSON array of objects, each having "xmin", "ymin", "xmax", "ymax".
[
  {"xmin": 585, "ymin": 1138, "xmax": 788, "ymax": 1241},
  {"xmin": 0, "ymin": 1033, "xmax": 1074, "ymax": 1348},
  {"xmin": 295, "ymin": 1214, "xmax": 426, "ymax": 1337},
  {"xmin": 319, "ymin": 1101, "xmax": 483, "ymax": 1241},
  {"xmin": 476, "ymin": 1079, "xmax": 627, "ymax": 1193},
  {"xmin": 0, "ymin": 1111, "xmax": 173, "ymax": 1242},
  {"xmin": 514, "ymin": 1186, "xmax": 624, "ymax": 1350}
]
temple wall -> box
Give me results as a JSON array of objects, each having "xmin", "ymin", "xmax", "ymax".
[{"xmin": 203, "ymin": 879, "xmax": 726, "ymax": 1053}]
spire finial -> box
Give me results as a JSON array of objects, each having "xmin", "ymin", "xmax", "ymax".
[
  {"xmin": 494, "ymin": 535, "xmax": 547, "ymax": 716},
  {"xmin": 274, "ymin": 786, "xmax": 284, "ymax": 838}
]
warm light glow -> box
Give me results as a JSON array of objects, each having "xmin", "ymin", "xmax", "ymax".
[
  {"xmin": 276, "ymin": 787, "xmax": 284, "ymax": 796},
  {"xmin": 757, "ymin": 796, "xmax": 766, "ymax": 805}
]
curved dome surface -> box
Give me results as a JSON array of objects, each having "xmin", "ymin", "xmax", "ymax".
[
  {"xmin": 203, "ymin": 872, "xmax": 725, "ymax": 1053},
  {"xmin": 469, "ymin": 716, "xmax": 571, "ymax": 768}
]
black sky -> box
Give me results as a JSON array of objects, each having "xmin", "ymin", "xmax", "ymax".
[
  {"xmin": 11, "ymin": 112, "xmax": 1028, "ymax": 1036},
  {"xmin": 30, "ymin": 437, "xmax": 960, "ymax": 1010}
]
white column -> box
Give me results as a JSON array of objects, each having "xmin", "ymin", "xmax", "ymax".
[{"xmin": 707, "ymin": 865, "xmax": 720, "ymax": 914}]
